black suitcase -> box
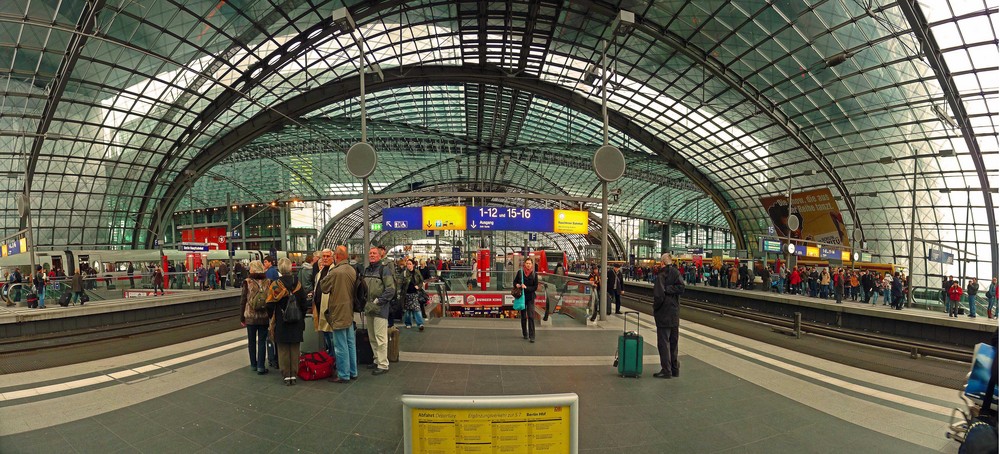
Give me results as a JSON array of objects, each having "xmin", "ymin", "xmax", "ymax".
[
  {"xmin": 26, "ymin": 293, "xmax": 38, "ymax": 308},
  {"xmin": 356, "ymin": 327, "xmax": 374, "ymax": 365},
  {"xmin": 58, "ymin": 293, "xmax": 71, "ymax": 307}
]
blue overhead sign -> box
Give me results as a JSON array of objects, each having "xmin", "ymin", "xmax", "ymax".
[
  {"xmin": 819, "ymin": 246, "xmax": 841, "ymax": 260},
  {"xmin": 383, "ymin": 207, "xmax": 423, "ymax": 231},
  {"xmin": 467, "ymin": 207, "xmax": 555, "ymax": 232}
]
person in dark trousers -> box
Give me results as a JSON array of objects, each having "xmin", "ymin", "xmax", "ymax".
[
  {"xmin": 653, "ymin": 253, "xmax": 685, "ymax": 379},
  {"xmin": 967, "ymin": 278, "xmax": 980, "ymax": 318},
  {"xmin": 127, "ymin": 262, "xmax": 135, "ymax": 289},
  {"xmin": 265, "ymin": 258, "xmax": 308, "ymax": 386},
  {"xmin": 891, "ymin": 272, "xmax": 904, "ymax": 310},
  {"xmin": 606, "ymin": 264, "xmax": 624, "ymax": 315},
  {"xmin": 513, "ymin": 258, "xmax": 539, "ymax": 342}
]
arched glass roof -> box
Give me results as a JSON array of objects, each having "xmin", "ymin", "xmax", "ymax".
[{"xmin": 0, "ymin": 0, "xmax": 996, "ymax": 282}]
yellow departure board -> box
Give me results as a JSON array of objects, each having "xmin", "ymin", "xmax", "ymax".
[{"xmin": 411, "ymin": 406, "xmax": 570, "ymax": 453}]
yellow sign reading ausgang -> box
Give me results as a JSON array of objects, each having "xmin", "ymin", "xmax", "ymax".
[
  {"xmin": 553, "ymin": 210, "xmax": 588, "ymax": 234},
  {"xmin": 423, "ymin": 206, "xmax": 466, "ymax": 231},
  {"xmin": 411, "ymin": 406, "xmax": 570, "ymax": 453}
]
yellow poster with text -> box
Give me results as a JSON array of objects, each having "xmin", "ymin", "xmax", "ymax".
[
  {"xmin": 553, "ymin": 210, "xmax": 588, "ymax": 234},
  {"xmin": 423, "ymin": 206, "xmax": 466, "ymax": 231},
  {"xmin": 411, "ymin": 406, "xmax": 570, "ymax": 453},
  {"xmin": 1, "ymin": 244, "xmax": 7, "ymax": 257}
]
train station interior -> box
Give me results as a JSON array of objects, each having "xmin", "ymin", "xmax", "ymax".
[{"xmin": 0, "ymin": 1, "xmax": 997, "ymax": 452}]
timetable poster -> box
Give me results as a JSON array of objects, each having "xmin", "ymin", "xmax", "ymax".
[{"xmin": 411, "ymin": 406, "xmax": 570, "ymax": 453}]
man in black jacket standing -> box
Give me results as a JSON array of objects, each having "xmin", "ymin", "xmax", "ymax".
[{"xmin": 653, "ymin": 253, "xmax": 685, "ymax": 379}]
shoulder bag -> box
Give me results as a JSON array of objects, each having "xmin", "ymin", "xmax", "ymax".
[{"xmin": 512, "ymin": 273, "xmax": 526, "ymax": 311}]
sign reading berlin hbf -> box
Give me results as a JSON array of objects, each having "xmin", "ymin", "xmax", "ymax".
[{"xmin": 382, "ymin": 206, "xmax": 589, "ymax": 234}]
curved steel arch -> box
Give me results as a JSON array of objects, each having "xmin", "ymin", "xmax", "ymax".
[{"xmin": 150, "ymin": 64, "xmax": 745, "ymax": 250}]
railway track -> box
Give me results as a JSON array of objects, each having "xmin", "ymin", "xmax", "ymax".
[
  {"xmin": 0, "ymin": 307, "xmax": 239, "ymax": 374},
  {"xmin": 624, "ymin": 293, "xmax": 972, "ymax": 362}
]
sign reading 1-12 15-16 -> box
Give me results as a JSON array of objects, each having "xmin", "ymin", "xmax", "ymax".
[{"xmin": 468, "ymin": 207, "xmax": 554, "ymax": 232}]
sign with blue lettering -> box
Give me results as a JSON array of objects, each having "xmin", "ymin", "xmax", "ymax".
[
  {"xmin": 180, "ymin": 243, "xmax": 209, "ymax": 252},
  {"xmin": 819, "ymin": 246, "xmax": 841, "ymax": 259},
  {"xmin": 466, "ymin": 207, "xmax": 554, "ymax": 232},
  {"xmin": 528, "ymin": 232, "xmax": 537, "ymax": 241},
  {"xmin": 383, "ymin": 207, "xmax": 423, "ymax": 231},
  {"xmin": 452, "ymin": 247, "xmax": 461, "ymax": 261}
]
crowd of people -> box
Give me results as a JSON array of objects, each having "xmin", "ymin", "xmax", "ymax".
[{"xmin": 239, "ymin": 245, "xmax": 453, "ymax": 385}]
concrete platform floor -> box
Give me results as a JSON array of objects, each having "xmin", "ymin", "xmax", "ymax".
[{"xmin": 0, "ymin": 313, "xmax": 962, "ymax": 453}]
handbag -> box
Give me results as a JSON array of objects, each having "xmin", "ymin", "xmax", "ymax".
[{"xmin": 513, "ymin": 273, "xmax": 526, "ymax": 311}]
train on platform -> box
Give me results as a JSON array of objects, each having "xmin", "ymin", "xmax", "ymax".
[{"xmin": 0, "ymin": 248, "xmax": 290, "ymax": 279}]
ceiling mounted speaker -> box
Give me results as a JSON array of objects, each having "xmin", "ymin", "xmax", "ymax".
[
  {"xmin": 593, "ymin": 145, "xmax": 625, "ymax": 182},
  {"xmin": 346, "ymin": 142, "xmax": 377, "ymax": 178}
]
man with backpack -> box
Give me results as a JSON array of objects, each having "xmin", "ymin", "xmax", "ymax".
[
  {"xmin": 363, "ymin": 247, "xmax": 396, "ymax": 375},
  {"xmin": 317, "ymin": 246, "xmax": 358, "ymax": 383}
]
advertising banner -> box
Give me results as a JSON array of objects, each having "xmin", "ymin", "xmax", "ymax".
[
  {"xmin": 760, "ymin": 188, "xmax": 848, "ymax": 245},
  {"xmin": 179, "ymin": 227, "xmax": 228, "ymax": 249}
]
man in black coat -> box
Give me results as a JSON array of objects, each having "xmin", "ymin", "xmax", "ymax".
[
  {"xmin": 653, "ymin": 253, "xmax": 685, "ymax": 379},
  {"xmin": 606, "ymin": 264, "xmax": 624, "ymax": 315}
]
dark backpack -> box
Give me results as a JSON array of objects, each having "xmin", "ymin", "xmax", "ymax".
[{"xmin": 353, "ymin": 268, "xmax": 368, "ymax": 313}]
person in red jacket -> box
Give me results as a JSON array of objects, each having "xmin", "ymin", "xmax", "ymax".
[
  {"xmin": 947, "ymin": 281, "xmax": 964, "ymax": 318},
  {"xmin": 789, "ymin": 268, "xmax": 802, "ymax": 295}
]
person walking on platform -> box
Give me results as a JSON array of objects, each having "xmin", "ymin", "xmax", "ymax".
[
  {"xmin": 33, "ymin": 265, "xmax": 46, "ymax": 309},
  {"xmin": 986, "ymin": 278, "xmax": 997, "ymax": 319},
  {"xmin": 588, "ymin": 267, "xmax": 601, "ymax": 321},
  {"xmin": 607, "ymin": 264, "xmax": 624, "ymax": 315},
  {"xmin": 948, "ymin": 280, "xmax": 963, "ymax": 318},
  {"xmin": 196, "ymin": 264, "xmax": 207, "ymax": 291},
  {"xmin": 513, "ymin": 258, "xmax": 539, "ymax": 342},
  {"xmin": 70, "ymin": 270, "xmax": 85, "ymax": 305},
  {"xmin": 127, "ymin": 262, "xmax": 135, "ymax": 289},
  {"xmin": 151, "ymin": 266, "xmax": 164, "ymax": 296},
  {"xmin": 317, "ymin": 246, "xmax": 358, "ymax": 383},
  {"xmin": 208, "ymin": 263, "xmax": 218, "ymax": 290},
  {"xmin": 363, "ymin": 247, "xmax": 396, "ymax": 375},
  {"xmin": 218, "ymin": 261, "xmax": 229, "ymax": 290},
  {"xmin": 401, "ymin": 259, "xmax": 425, "ymax": 330},
  {"xmin": 241, "ymin": 261, "xmax": 272, "ymax": 375},
  {"xmin": 653, "ymin": 253, "xmax": 685, "ymax": 379},
  {"xmin": 890, "ymin": 272, "xmax": 904, "ymax": 310},
  {"xmin": 967, "ymin": 278, "xmax": 980, "ymax": 318},
  {"xmin": 265, "ymin": 258, "xmax": 308, "ymax": 386}
]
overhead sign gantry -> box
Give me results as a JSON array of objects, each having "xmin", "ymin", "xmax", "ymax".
[{"xmin": 382, "ymin": 206, "xmax": 590, "ymax": 234}]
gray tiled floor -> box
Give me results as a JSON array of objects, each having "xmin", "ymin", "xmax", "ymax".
[{"xmin": 0, "ymin": 320, "xmax": 945, "ymax": 453}]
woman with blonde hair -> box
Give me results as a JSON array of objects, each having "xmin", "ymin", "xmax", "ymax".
[
  {"xmin": 240, "ymin": 260, "xmax": 271, "ymax": 375},
  {"xmin": 266, "ymin": 258, "xmax": 308, "ymax": 385}
]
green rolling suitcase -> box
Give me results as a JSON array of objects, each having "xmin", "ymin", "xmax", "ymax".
[{"xmin": 616, "ymin": 311, "xmax": 643, "ymax": 377}]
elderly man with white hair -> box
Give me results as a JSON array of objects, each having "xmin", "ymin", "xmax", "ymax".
[{"xmin": 653, "ymin": 253, "xmax": 685, "ymax": 379}]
